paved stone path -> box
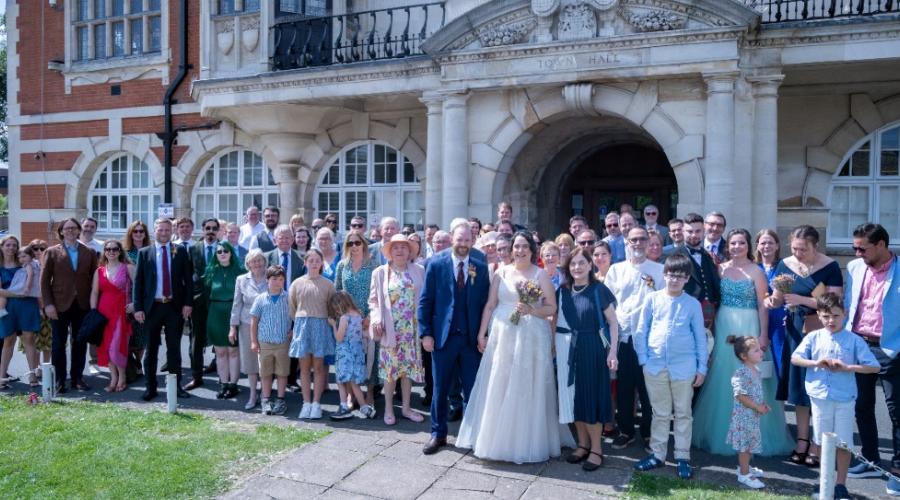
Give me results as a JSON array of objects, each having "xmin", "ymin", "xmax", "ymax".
[{"xmin": 6, "ymin": 341, "xmax": 897, "ymax": 499}]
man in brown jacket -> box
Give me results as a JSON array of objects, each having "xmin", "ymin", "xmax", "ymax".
[{"xmin": 41, "ymin": 217, "xmax": 98, "ymax": 393}]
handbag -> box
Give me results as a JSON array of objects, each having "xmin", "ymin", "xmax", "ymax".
[{"xmin": 77, "ymin": 309, "xmax": 107, "ymax": 346}]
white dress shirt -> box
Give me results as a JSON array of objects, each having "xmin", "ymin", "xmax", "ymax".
[{"xmin": 239, "ymin": 221, "xmax": 264, "ymax": 249}]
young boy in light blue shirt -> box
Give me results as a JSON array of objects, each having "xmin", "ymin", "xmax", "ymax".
[
  {"xmin": 792, "ymin": 292, "xmax": 879, "ymax": 500},
  {"xmin": 633, "ymin": 252, "xmax": 708, "ymax": 479}
]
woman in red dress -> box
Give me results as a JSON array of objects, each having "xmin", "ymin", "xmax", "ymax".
[{"xmin": 90, "ymin": 240, "xmax": 135, "ymax": 392}]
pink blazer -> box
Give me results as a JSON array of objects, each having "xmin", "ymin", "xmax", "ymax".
[{"xmin": 368, "ymin": 263, "xmax": 425, "ymax": 349}]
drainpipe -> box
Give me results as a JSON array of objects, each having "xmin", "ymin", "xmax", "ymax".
[{"xmin": 160, "ymin": 0, "xmax": 191, "ymax": 204}]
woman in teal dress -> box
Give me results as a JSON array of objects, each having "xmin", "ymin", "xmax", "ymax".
[
  {"xmin": 693, "ymin": 229, "xmax": 794, "ymax": 456},
  {"xmin": 205, "ymin": 241, "xmax": 245, "ymax": 399}
]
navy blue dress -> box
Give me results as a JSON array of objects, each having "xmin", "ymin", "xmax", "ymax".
[
  {"xmin": 0, "ymin": 266, "xmax": 41, "ymax": 339},
  {"xmin": 559, "ymin": 282, "xmax": 616, "ymax": 424}
]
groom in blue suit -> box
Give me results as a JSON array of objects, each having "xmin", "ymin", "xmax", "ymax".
[{"xmin": 418, "ymin": 222, "xmax": 490, "ymax": 454}]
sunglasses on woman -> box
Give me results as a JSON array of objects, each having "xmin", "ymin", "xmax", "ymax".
[
  {"xmin": 216, "ymin": 249, "xmax": 231, "ymax": 255},
  {"xmin": 104, "ymin": 247, "xmax": 120, "ymax": 253},
  {"xmin": 347, "ymin": 240, "xmax": 363, "ymax": 247}
]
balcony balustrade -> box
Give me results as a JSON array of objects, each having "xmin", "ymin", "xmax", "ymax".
[{"xmin": 753, "ymin": 0, "xmax": 899, "ymax": 23}]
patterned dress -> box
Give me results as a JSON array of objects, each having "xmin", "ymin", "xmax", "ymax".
[
  {"xmin": 378, "ymin": 270, "xmax": 423, "ymax": 384},
  {"xmin": 726, "ymin": 365, "xmax": 763, "ymax": 453},
  {"xmin": 335, "ymin": 314, "xmax": 367, "ymax": 384},
  {"xmin": 335, "ymin": 260, "xmax": 378, "ymax": 382}
]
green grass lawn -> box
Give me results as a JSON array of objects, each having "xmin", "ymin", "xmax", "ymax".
[
  {"xmin": 626, "ymin": 473, "xmax": 808, "ymax": 499},
  {"xmin": 0, "ymin": 396, "xmax": 325, "ymax": 499}
]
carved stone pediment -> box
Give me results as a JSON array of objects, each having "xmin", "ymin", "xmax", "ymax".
[{"xmin": 422, "ymin": 0, "xmax": 759, "ymax": 53}]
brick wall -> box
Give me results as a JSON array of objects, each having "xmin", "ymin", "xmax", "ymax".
[
  {"xmin": 122, "ymin": 113, "xmax": 211, "ymax": 135},
  {"xmin": 20, "ymin": 185, "xmax": 67, "ymax": 210},
  {"xmin": 21, "ymin": 222, "xmax": 61, "ymax": 245},
  {"xmin": 20, "ymin": 120, "xmax": 109, "ymax": 140},
  {"xmin": 16, "ymin": 0, "xmax": 200, "ymax": 116},
  {"xmin": 20, "ymin": 151, "xmax": 81, "ymax": 172}
]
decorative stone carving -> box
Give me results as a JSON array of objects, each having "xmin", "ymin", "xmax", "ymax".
[
  {"xmin": 558, "ymin": 3, "xmax": 597, "ymax": 40},
  {"xmin": 532, "ymin": 0, "xmax": 561, "ymax": 43},
  {"xmin": 216, "ymin": 20, "xmax": 235, "ymax": 55},
  {"xmin": 562, "ymin": 83, "xmax": 599, "ymax": 116},
  {"xmin": 241, "ymin": 16, "xmax": 260, "ymax": 52},
  {"xmin": 623, "ymin": 7, "xmax": 687, "ymax": 32},
  {"xmin": 477, "ymin": 19, "xmax": 538, "ymax": 47}
]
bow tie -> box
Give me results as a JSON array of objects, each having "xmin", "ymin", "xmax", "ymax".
[{"xmin": 689, "ymin": 247, "xmax": 703, "ymax": 256}]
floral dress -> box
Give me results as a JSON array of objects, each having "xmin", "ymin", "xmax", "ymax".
[
  {"xmin": 378, "ymin": 270, "xmax": 423, "ymax": 384},
  {"xmin": 335, "ymin": 314, "xmax": 367, "ymax": 384},
  {"xmin": 726, "ymin": 365, "xmax": 763, "ymax": 453}
]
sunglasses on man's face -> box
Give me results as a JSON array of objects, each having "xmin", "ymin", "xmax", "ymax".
[
  {"xmin": 606, "ymin": 223, "xmax": 618, "ymax": 228},
  {"xmin": 577, "ymin": 240, "xmax": 595, "ymax": 246},
  {"xmin": 351, "ymin": 223, "xmax": 364, "ymax": 228},
  {"xmin": 204, "ymin": 226, "xmax": 219, "ymax": 231},
  {"xmin": 645, "ymin": 212, "xmax": 657, "ymax": 216}
]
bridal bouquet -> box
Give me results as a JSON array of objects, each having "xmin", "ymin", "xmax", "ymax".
[
  {"xmin": 510, "ymin": 280, "xmax": 543, "ymax": 325},
  {"xmin": 771, "ymin": 274, "xmax": 797, "ymax": 312}
]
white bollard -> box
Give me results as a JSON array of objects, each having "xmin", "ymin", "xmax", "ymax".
[
  {"xmin": 819, "ymin": 432, "xmax": 837, "ymax": 500},
  {"xmin": 166, "ymin": 374, "xmax": 177, "ymax": 414},
  {"xmin": 41, "ymin": 363, "xmax": 55, "ymax": 402}
]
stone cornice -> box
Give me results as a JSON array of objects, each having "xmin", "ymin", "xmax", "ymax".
[{"xmin": 746, "ymin": 20, "xmax": 900, "ymax": 48}]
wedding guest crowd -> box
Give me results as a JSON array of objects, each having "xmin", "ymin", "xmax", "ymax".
[{"xmin": 3, "ymin": 199, "xmax": 899, "ymax": 498}]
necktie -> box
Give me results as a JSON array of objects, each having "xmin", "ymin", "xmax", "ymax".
[
  {"xmin": 457, "ymin": 261, "xmax": 465, "ymax": 289},
  {"xmin": 206, "ymin": 245, "xmax": 213, "ymax": 264},
  {"xmin": 281, "ymin": 252, "xmax": 289, "ymax": 290},
  {"xmin": 162, "ymin": 244, "xmax": 172, "ymax": 298}
]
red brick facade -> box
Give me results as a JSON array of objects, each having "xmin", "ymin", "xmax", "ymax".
[
  {"xmin": 20, "ymin": 185, "xmax": 67, "ymax": 210},
  {"xmin": 20, "ymin": 151, "xmax": 82, "ymax": 172}
]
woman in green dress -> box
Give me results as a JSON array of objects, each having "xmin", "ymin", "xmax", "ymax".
[{"xmin": 205, "ymin": 241, "xmax": 245, "ymax": 399}]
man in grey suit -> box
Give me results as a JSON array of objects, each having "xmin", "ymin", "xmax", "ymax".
[
  {"xmin": 369, "ymin": 216, "xmax": 400, "ymax": 266},
  {"xmin": 643, "ymin": 204, "xmax": 669, "ymax": 244},
  {"xmin": 250, "ymin": 206, "xmax": 280, "ymax": 252},
  {"xmin": 265, "ymin": 225, "xmax": 306, "ymax": 289}
]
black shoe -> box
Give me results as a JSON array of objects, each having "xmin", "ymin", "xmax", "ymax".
[
  {"xmin": 177, "ymin": 388, "xmax": 191, "ymax": 398},
  {"xmin": 160, "ymin": 363, "xmax": 168, "ymax": 373},
  {"xmin": 216, "ymin": 385, "xmax": 228, "ymax": 399},
  {"xmin": 611, "ymin": 434, "xmax": 635, "ymax": 450},
  {"xmin": 566, "ymin": 446, "xmax": 590, "ymax": 464},
  {"xmin": 56, "ymin": 383, "xmax": 68, "ymax": 394},
  {"xmin": 225, "ymin": 385, "xmax": 239, "ymax": 399},
  {"xmin": 75, "ymin": 379, "xmax": 91, "ymax": 391},
  {"xmin": 423, "ymin": 437, "xmax": 447, "ymax": 455},
  {"xmin": 448, "ymin": 407, "xmax": 463, "ymax": 422},
  {"xmin": 142, "ymin": 389, "xmax": 159, "ymax": 401},
  {"xmin": 582, "ymin": 451, "xmax": 603, "ymax": 471}
]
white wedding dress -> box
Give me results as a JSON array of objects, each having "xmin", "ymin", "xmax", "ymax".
[{"xmin": 456, "ymin": 266, "xmax": 573, "ymax": 463}]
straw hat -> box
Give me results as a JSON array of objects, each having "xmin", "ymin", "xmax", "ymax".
[{"xmin": 382, "ymin": 234, "xmax": 420, "ymax": 261}]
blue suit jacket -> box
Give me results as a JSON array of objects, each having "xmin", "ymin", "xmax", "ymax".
[{"xmin": 418, "ymin": 249, "xmax": 490, "ymax": 350}]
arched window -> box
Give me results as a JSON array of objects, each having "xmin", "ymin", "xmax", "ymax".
[
  {"xmin": 193, "ymin": 149, "xmax": 279, "ymax": 224},
  {"xmin": 828, "ymin": 122, "xmax": 900, "ymax": 244},
  {"xmin": 315, "ymin": 141, "xmax": 423, "ymax": 232},
  {"xmin": 89, "ymin": 154, "xmax": 160, "ymax": 232}
]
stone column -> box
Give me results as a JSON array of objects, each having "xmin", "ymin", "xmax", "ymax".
[
  {"xmin": 750, "ymin": 75, "xmax": 784, "ymax": 232},
  {"xmin": 703, "ymin": 73, "xmax": 737, "ymax": 217},
  {"xmin": 441, "ymin": 91, "xmax": 470, "ymax": 229},
  {"xmin": 420, "ymin": 93, "xmax": 443, "ymax": 226},
  {"xmin": 278, "ymin": 163, "xmax": 301, "ymax": 217}
]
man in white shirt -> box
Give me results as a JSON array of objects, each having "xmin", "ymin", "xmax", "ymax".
[
  {"xmin": 239, "ymin": 206, "xmax": 264, "ymax": 249},
  {"xmin": 604, "ymin": 226, "xmax": 665, "ymax": 451},
  {"xmin": 79, "ymin": 217, "xmax": 104, "ymax": 254},
  {"xmin": 173, "ymin": 217, "xmax": 196, "ymax": 248}
]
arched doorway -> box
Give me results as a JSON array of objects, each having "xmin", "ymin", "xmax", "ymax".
[{"xmin": 562, "ymin": 144, "xmax": 676, "ymax": 230}]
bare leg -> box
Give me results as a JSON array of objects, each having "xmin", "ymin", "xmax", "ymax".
[
  {"xmin": 349, "ymin": 382, "xmax": 367, "ymax": 407},
  {"xmin": 261, "ymin": 374, "xmax": 274, "ymax": 400},
  {"xmin": 247, "ymin": 373, "xmax": 259, "ymax": 403},
  {"xmin": 215, "ymin": 347, "xmax": 229, "ymax": 383},
  {"xmin": 573, "ymin": 422, "xmax": 590, "ymax": 459},
  {"xmin": 0, "ymin": 336, "xmax": 17, "ymax": 384},
  {"xmin": 795, "ymin": 406, "xmax": 820, "ymax": 456},
  {"xmin": 299, "ymin": 355, "xmax": 313, "ymax": 403},
  {"xmin": 383, "ymin": 378, "xmax": 397, "ymax": 420},
  {"xmin": 400, "ymin": 376, "xmax": 413, "ymax": 413},
  {"xmin": 738, "ymin": 451, "xmax": 751, "ymax": 475},
  {"xmin": 586, "ymin": 423, "xmax": 603, "ymax": 466},
  {"xmin": 21, "ymin": 332, "xmax": 39, "ymax": 381},
  {"xmin": 837, "ymin": 448, "xmax": 851, "ymax": 485},
  {"xmin": 228, "ymin": 348, "xmax": 240, "ymax": 384},
  {"xmin": 276, "ymin": 375, "xmax": 287, "ymax": 399},
  {"xmin": 337, "ymin": 382, "xmax": 349, "ymax": 407},
  {"xmin": 313, "ymin": 357, "xmax": 326, "ymax": 403}
]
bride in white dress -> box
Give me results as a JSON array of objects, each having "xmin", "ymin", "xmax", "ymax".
[{"xmin": 456, "ymin": 232, "xmax": 571, "ymax": 464}]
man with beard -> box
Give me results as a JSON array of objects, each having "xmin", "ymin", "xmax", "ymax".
[
  {"xmin": 250, "ymin": 207, "xmax": 280, "ymax": 252},
  {"xmin": 670, "ymin": 213, "xmax": 720, "ymax": 331}
]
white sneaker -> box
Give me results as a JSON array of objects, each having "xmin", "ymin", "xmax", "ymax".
[
  {"xmin": 358, "ymin": 405, "xmax": 376, "ymax": 419},
  {"xmin": 88, "ymin": 363, "xmax": 101, "ymax": 375},
  {"xmin": 298, "ymin": 402, "xmax": 312, "ymax": 419},
  {"xmin": 736, "ymin": 466, "xmax": 764, "ymax": 478},
  {"xmin": 737, "ymin": 472, "xmax": 765, "ymax": 489},
  {"xmin": 309, "ymin": 402, "xmax": 322, "ymax": 420}
]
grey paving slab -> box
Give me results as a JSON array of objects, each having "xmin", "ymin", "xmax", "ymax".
[
  {"xmin": 317, "ymin": 430, "xmax": 385, "ymax": 451},
  {"xmin": 264, "ymin": 444, "xmax": 370, "ymax": 487},
  {"xmin": 520, "ymin": 480, "xmax": 617, "ymax": 500},
  {"xmin": 492, "ymin": 477, "xmax": 530, "ymax": 500},
  {"xmin": 417, "ymin": 488, "xmax": 498, "ymax": 500},
  {"xmin": 454, "ymin": 454, "xmax": 549, "ymax": 482},
  {"xmin": 537, "ymin": 460, "xmax": 631, "ymax": 496},
  {"xmin": 379, "ymin": 439, "xmax": 468, "ymax": 467},
  {"xmin": 431, "ymin": 468, "xmax": 499, "ymax": 492},
  {"xmin": 315, "ymin": 487, "xmax": 385, "ymax": 500},
  {"xmin": 220, "ymin": 476, "xmax": 327, "ymax": 499},
  {"xmin": 336, "ymin": 455, "xmax": 446, "ymax": 500}
]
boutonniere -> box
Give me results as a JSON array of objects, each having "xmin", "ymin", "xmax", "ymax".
[
  {"xmin": 171, "ymin": 245, "xmax": 179, "ymax": 257},
  {"xmin": 641, "ymin": 274, "xmax": 655, "ymax": 290},
  {"xmin": 468, "ymin": 263, "xmax": 477, "ymax": 285}
]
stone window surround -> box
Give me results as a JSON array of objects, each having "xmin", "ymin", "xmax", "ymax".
[
  {"xmin": 827, "ymin": 120, "xmax": 900, "ymax": 246},
  {"xmin": 314, "ymin": 140, "xmax": 424, "ymax": 232},
  {"xmin": 53, "ymin": 0, "xmax": 169, "ymax": 94},
  {"xmin": 192, "ymin": 148, "xmax": 280, "ymax": 226}
]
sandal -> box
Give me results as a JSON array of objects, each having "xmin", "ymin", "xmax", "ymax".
[
  {"xmin": 383, "ymin": 413, "xmax": 396, "ymax": 426},
  {"xmin": 582, "ymin": 451, "xmax": 604, "ymax": 471},
  {"xmin": 566, "ymin": 446, "xmax": 590, "ymax": 464},
  {"xmin": 805, "ymin": 454, "xmax": 820, "ymax": 468},
  {"xmin": 115, "ymin": 383, "xmax": 127, "ymax": 393},
  {"xmin": 788, "ymin": 438, "xmax": 810, "ymax": 465},
  {"xmin": 401, "ymin": 410, "xmax": 424, "ymax": 423}
]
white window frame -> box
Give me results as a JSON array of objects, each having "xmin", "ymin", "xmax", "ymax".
[
  {"xmin": 88, "ymin": 153, "xmax": 161, "ymax": 234},
  {"xmin": 827, "ymin": 121, "xmax": 900, "ymax": 246},
  {"xmin": 192, "ymin": 149, "xmax": 280, "ymax": 225},
  {"xmin": 314, "ymin": 141, "xmax": 423, "ymax": 234},
  {"xmin": 55, "ymin": 0, "xmax": 169, "ymax": 94}
]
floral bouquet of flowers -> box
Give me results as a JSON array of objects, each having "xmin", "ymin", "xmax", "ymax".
[
  {"xmin": 771, "ymin": 274, "xmax": 797, "ymax": 312},
  {"xmin": 510, "ymin": 279, "xmax": 543, "ymax": 325}
]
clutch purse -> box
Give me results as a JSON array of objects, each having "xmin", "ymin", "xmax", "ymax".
[
  {"xmin": 758, "ymin": 360, "xmax": 775, "ymax": 379},
  {"xmin": 77, "ymin": 309, "xmax": 107, "ymax": 346}
]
